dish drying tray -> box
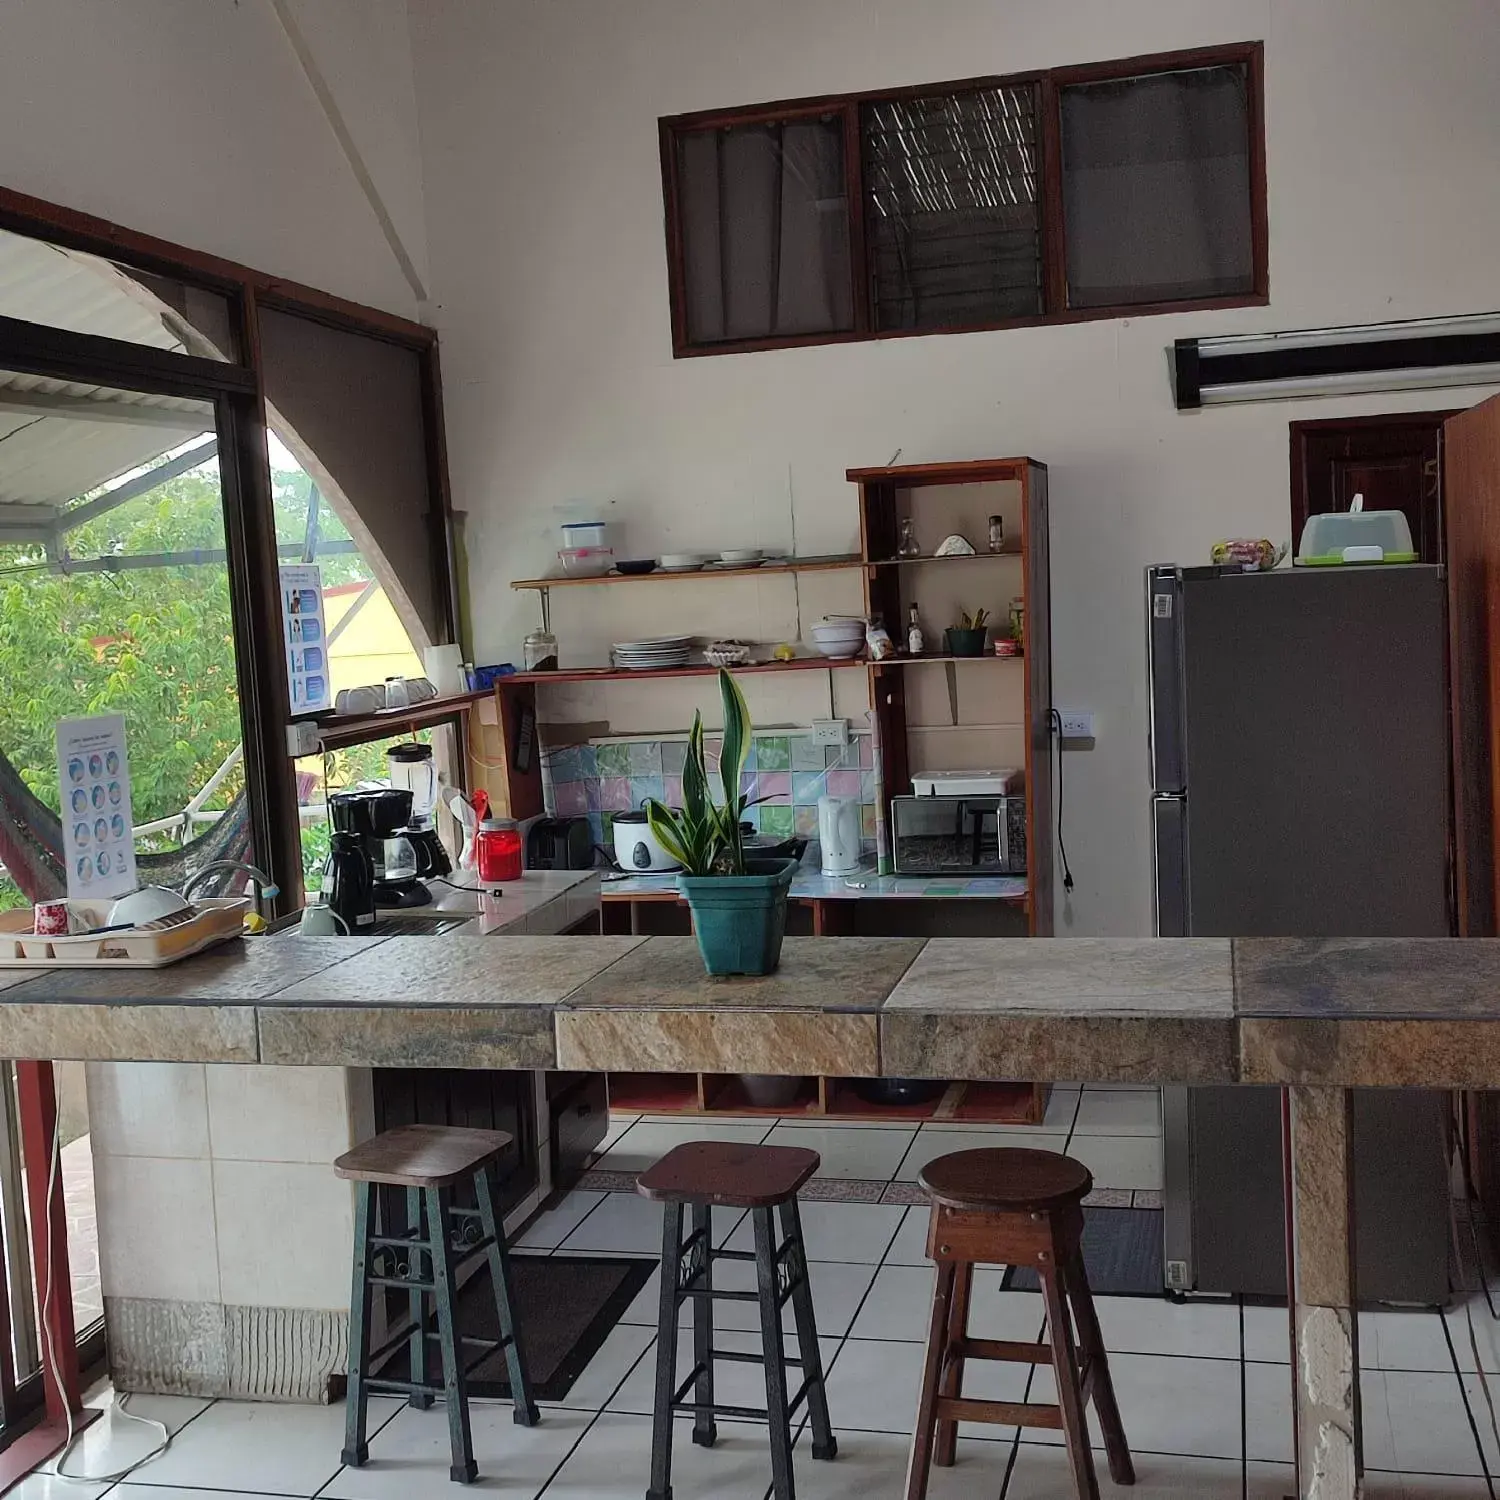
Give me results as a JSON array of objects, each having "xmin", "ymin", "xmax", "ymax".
[{"xmin": 0, "ymin": 897, "xmax": 250, "ymax": 968}]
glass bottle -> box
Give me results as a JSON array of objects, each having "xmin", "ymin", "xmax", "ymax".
[
  {"xmin": 906, "ymin": 603, "xmax": 925, "ymax": 657},
  {"xmin": 897, "ymin": 517, "xmax": 920, "ymax": 558},
  {"xmin": 988, "ymin": 514, "xmax": 1006, "ymax": 553}
]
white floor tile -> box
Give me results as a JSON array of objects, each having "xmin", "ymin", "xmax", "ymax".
[
  {"xmin": 1242, "ymin": 1303, "xmax": 1292, "ymax": 1364},
  {"xmin": 1376, "ymin": 1368, "xmax": 1489, "ymax": 1476},
  {"xmin": 822, "ymin": 1335, "xmax": 1028, "ymax": 1437},
  {"xmin": 786, "ymin": 1425, "xmax": 1013, "ymax": 1498},
  {"xmin": 1361, "ymin": 1307, "xmax": 1456, "ymax": 1372},
  {"xmin": 1465, "ymin": 1370, "xmax": 1500, "ymax": 1469},
  {"xmin": 118, "ymin": 1396, "xmax": 398, "ymax": 1495},
  {"xmin": 1243, "ymin": 1357, "xmax": 1295, "ymax": 1463},
  {"xmin": 720, "ymin": 1200, "xmax": 906, "ymax": 1264},
  {"xmin": 1007, "ymin": 1442, "xmax": 1247, "ymax": 1497},
  {"xmin": 607, "ymin": 1327, "xmax": 839, "ymax": 1419},
  {"xmin": 1362, "ymin": 1476, "xmax": 1493, "ymax": 1498},
  {"xmin": 1071, "ymin": 1089, "xmax": 1162, "ymax": 1138},
  {"xmin": 515, "ymin": 1190, "xmax": 606, "ymax": 1250},
  {"xmin": 1247, "ymin": 1464, "xmax": 1300, "ymax": 1498},
  {"xmin": 539, "ymin": 1321, "xmax": 656, "ymax": 1412},
  {"xmin": 895, "ymin": 1130, "xmax": 1069, "ymax": 1183},
  {"xmin": 597, "ymin": 1120, "xmax": 774, "ymax": 1175},
  {"xmin": 599, "ymin": 1113, "xmax": 639, "ymax": 1147},
  {"xmin": 623, "ymin": 1256, "xmax": 877, "ymax": 1339},
  {"xmin": 1061, "ymin": 1134, "xmax": 1163, "ymax": 1192},
  {"xmin": 1029, "ymin": 1350, "xmax": 1242, "ymax": 1460},
  {"xmin": 97, "ymin": 1490, "xmax": 289, "ymax": 1500},
  {"xmin": 33, "ymin": 1389, "xmax": 210, "ymax": 1492},
  {"xmin": 545, "ymin": 1413, "xmax": 776, "ymax": 1500},
  {"xmin": 6, "ymin": 1473, "xmax": 110, "ymax": 1500},
  {"xmin": 321, "ymin": 1403, "xmax": 592, "ymax": 1499},
  {"xmin": 763, "ymin": 1124, "xmax": 917, "ymax": 1181},
  {"xmin": 848, "ymin": 1265, "xmax": 1038, "ymax": 1345},
  {"xmin": 1445, "ymin": 1291, "xmax": 1500, "ymax": 1372},
  {"xmin": 1092, "ymin": 1295, "xmax": 1240, "ymax": 1361},
  {"xmin": 556, "ymin": 1190, "xmax": 743, "ymax": 1256},
  {"xmin": 884, "ymin": 1206, "xmax": 933, "ymax": 1267}
]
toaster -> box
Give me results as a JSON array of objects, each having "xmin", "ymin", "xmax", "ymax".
[{"xmin": 889, "ymin": 794, "xmax": 1027, "ymax": 876}]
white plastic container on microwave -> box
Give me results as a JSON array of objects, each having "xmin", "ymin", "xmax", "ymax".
[{"xmin": 1296, "ymin": 493, "xmax": 1415, "ymax": 566}]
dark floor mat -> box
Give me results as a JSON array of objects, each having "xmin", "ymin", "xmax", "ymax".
[
  {"xmin": 378, "ymin": 1254, "xmax": 654, "ymax": 1400},
  {"xmin": 1004, "ymin": 1208, "xmax": 1163, "ymax": 1296}
]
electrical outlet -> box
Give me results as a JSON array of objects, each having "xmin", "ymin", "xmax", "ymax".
[
  {"xmin": 1058, "ymin": 711, "xmax": 1096, "ymax": 740},
  {"xmin": 812, "ymin": 718, "xmax": 850, "ymax": 747}
]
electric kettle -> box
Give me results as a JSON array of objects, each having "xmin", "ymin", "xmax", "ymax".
[{"xmin": 817, "ymin": 795, "xmax": 862, "ymax": 876}]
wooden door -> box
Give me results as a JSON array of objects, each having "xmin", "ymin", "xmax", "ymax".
[
  {"xmin": 1290, "ymin": 412, "xmax": 1454, "ymax": 563},
  {"xmin": 1446, "ymin": 393, "xmax": 1500, "ymax": 937}
]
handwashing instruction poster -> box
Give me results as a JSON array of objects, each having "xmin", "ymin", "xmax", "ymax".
[
  {"xmin": 279, "ymin": 564, "xmax": 331, "ymax": 713},
  {"xmin": 57, "ymin": 713, "xmax": 137, "ymax": 901}
]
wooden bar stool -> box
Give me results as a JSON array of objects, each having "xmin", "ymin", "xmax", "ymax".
[
  {"xmin": 335, "ymin": 1123, "xmax": 539, "ymax": 1485},
  {"xmin": 906, "ymin": 1148, "xmax": 1134, "ymax": 1500},
  {"xmin": 637, "ymin": 1141, "xmax": 838, "ymax": 1500}
]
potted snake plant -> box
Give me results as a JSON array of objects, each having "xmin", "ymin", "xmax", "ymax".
[{"xmin": 645, "ymin": 669, "xmax": 796, "ymax": 975}]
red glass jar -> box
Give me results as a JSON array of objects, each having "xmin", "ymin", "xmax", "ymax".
[{"xmin": 476, "ymin": 817, "xmax": 523, "ymax": 883}]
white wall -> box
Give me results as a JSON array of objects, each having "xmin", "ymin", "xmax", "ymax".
[
  {"xmin": 0, "ymin": 0, "xmax": 427, "ymax": 318},
  {"xmin": 411, "ymin": 0, "xmax": 1500, "ymax": 934}
]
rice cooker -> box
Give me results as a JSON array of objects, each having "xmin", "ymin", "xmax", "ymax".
[{"xmin": 611, "ymin": 810, "xmax": 681, "ymax": 872}]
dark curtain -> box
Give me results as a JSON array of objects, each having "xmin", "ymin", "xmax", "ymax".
[
  {"xmin": 679, "ymin": 119, "xmax": 852, "ymax": 343},
  {"xmin": 1060, "ymin": 65, "xmax": 1253, "ymax": 308}
]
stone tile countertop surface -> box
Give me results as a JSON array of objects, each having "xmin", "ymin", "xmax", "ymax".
[{"xmin": 5, "ymin": 933, "xmax": 1500, "ymax": 1084}]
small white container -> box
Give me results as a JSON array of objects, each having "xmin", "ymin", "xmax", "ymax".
[
  {"xmin": 1296, "ymin": 495, "xmax": 1416, "ymax": 566},
  {"xmin": 561, "ymin": 521, "xmax": 608, "ymax": 549},
  {"xmin": 558, "ymin": 545, "xmax": 614, "ymax": 577}
]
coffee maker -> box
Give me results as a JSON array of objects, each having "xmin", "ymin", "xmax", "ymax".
[
  {"xmin": 386, "ymin": 743, "xmax": 452, "ymax": 885},
  {"xmin": 326, "ymin": 787, "xmax": 429, "ymax": 915}
]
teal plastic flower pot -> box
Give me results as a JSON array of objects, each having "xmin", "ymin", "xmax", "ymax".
[
  {"xmin": 944, "ymin": 626, "xmax": 989, "ymax": 657},
  {"xmin": 678, "ymin": 858, "xmax": 797, "ymax": 976}
]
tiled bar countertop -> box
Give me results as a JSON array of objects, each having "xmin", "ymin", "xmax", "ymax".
[{"xmin": 3, "ymin": 933, "xmax": 1499, "ymax": 1085}]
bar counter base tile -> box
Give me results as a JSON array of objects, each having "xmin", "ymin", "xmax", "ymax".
[{"xmin": 106, "ymin": 1296, "xmax": 347, "ymax": 1401}]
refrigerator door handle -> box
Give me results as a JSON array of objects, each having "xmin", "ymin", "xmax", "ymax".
[
  {"xmin": 1153, "ymin": 795, "xmax": 1189, "ymax": 938},
  {"xmin": 1147, "ymin": 565, "xmax": 1187, "ymax": 792}
]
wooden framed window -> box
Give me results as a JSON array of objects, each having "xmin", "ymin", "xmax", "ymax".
[{"xmin": 660, "ymin": 42, "xmax": 1265, "ymax": 357}]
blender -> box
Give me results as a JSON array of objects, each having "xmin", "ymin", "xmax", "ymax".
[{"xmin": 386, "ymin": 742, "xmax": 452, "ymax": 886}]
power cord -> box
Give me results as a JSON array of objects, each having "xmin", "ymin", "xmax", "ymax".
[
  {"xmin": 40, "ymin": 1110, "xmax": 172, "ymax": 1484},
  {"xmin": 1048, "ymin": 709, "xmax": 1075, "ymax": 894}
]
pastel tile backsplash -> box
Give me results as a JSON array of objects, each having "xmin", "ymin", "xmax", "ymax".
[{"xmin": 541, "ymin": 730, "xmax": 878, "ymax": 856}]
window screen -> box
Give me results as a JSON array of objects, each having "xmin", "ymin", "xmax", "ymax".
[
  {"xmin": 676, "ymin": 117, "xmax": 852, "ymax": 344},
  {"xmin": 1060, "ymin": 64, "xmax": 1254, "ymax": 309},
  {"xmin": 862, "ymin": 85, "xmax": 1042, "ymax": 331}
]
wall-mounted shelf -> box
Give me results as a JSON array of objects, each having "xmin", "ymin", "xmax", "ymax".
[
  {"xmin": 866, "ymin": 546, "xmax": 1023, "ymax": 566},
  {"xmin": 873, "ymin": 654, "xmax": 1024, "ymax": 667},
  {"xmin": 509, "ymin": 656, "xmax": 864, "ymax": 686},
  {"xmin": 313, "ymin": 688, "xmax": 488, "ymax": 752},
  {"xmin": 510, "ymin": 553, "xmax": 863, "ymax": 590}
]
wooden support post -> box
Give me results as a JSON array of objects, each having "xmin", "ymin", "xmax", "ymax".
[
  {"xmin": 14, "ymin": 1060, "xmax": 81, "ymax": 1422},
  {"xmin": 1287, "ymin": 1086, "xmax": 1361, "ymax": 1499}
]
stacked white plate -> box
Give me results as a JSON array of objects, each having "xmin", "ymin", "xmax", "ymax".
[{"xmin": 612, "ymin": 635, "xmax": 693, "ymax": 670}]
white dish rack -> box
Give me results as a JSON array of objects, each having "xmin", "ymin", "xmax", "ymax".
[{"xmin": 0, "ymin": 897, "xmax": 249, "ymax": 968}]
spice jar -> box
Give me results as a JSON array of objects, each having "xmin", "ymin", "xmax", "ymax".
[
  {"xmin": 1008, "ymin": 595, "xmax": 1026, "ymax": 652},
  {"xmin": 523, "ymin": 627, "xmax": 558, "ymax": 671},
  {"xmin": 475, "ymin": 816, "xmax": 523, "ymax": 883}
]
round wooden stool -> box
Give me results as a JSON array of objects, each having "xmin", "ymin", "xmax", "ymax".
[
  {"xmin": 335, "ymin": 1123, "xmax": 539, "ymax": 1485},
  {"xmin": 638, "ymin": 1140, "xmax": 838, "ymax": 1500},
  {"xmin": 905, "ymin": 1147, "xmax": 1134, "ymax": 1500}
]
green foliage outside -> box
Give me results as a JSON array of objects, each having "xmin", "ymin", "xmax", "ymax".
[{"xmin": 0, "ymin": 453, "xmax": 378, "ymax": 907}]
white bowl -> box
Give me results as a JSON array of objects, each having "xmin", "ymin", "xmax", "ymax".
[
  {"xmin": 718, "ymin": 549, "xmax": 764, "ymax": 563},
  {"xmin": 812, "ymin": 640, "xmax": 864, "ymax": 659},
  {"xmin": 107, "ymin": 885, "xmax": 192, "ymax": 928},
  {"xmin": 659, "ymin": 552, "xmax": 709, "ymax": 571},
  {"xmin": 811, "ymin": 626, "xmax": 866, "ymax": 644}
]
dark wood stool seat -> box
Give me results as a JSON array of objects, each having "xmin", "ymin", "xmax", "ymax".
[
  {"xmin": 906, "ymin": 1147, "xmax": 1134, "ymax": 1500},
  {"xmin": 338, "ymin": 1125, "xmax": 538, "ymax": 1485},
  {"xmin": 639, "ymin": 1141, "xmax": 836, "ymax": 1500},
  {"xmin": 638, "ymin": 1140, "xmax": 819, "ymax": 1208},
  {"xmin": 919, "ymin": 1146, "xmax": 1092, "ymax": 1212},
  {"xmin": 335, "ymin": 1123, "xmax": 510, "ymax": 1188}
]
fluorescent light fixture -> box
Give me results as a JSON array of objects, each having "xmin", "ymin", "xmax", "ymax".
[{"xmin": 1172, "ymin": 312, "xmax": 1500, "ymax": 409}]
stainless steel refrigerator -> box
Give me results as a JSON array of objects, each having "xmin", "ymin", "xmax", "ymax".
[{"xmin": 1148, "ymin": 563, "xmax": 1452, "ymax": 1301}]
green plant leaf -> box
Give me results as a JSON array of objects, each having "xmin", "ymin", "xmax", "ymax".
[
  {"xmin": 644, "ymin": 799, "xmax": 697, "ymax": 871},
  {"xmin": 717, "ymin": 668, "xmax": 752, "ymax": 873}
]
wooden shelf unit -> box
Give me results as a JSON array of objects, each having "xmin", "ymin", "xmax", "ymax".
[{"xmin": 493, "ymin": 455, "xmax": 1052, "ymax": 934}]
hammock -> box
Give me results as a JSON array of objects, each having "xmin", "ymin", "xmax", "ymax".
[{"xmin": 0, "ymin": 744, "xmax": 253, "ymax": 903}]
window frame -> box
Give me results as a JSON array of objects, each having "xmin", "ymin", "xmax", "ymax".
[
  {"xmin": 0, "ymin": 184, "xmax": 463, "ymax": 911},
  {"xmin": 659, "ymin": 41, "xmax": 1266, "ymax": 358}
]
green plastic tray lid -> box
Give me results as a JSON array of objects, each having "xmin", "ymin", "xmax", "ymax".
[{"xmin": 1296, "ymin": 493, "xmax": 1416, "ymax": 565}]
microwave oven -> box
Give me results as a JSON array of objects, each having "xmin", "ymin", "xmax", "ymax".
[{"xmin": 889, "ymin": 794, "xmax": 1027, "ymax": 876}]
